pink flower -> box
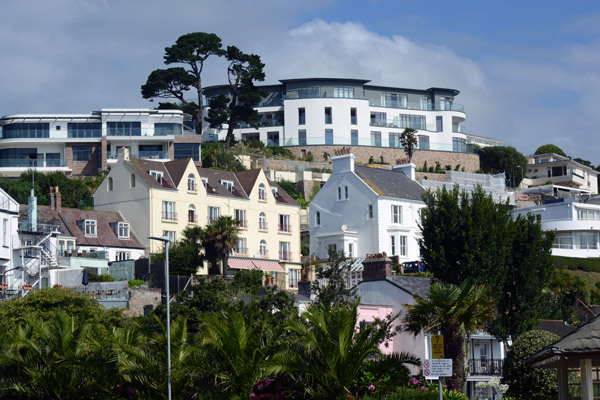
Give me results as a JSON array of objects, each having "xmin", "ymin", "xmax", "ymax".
[
  {"xmin": 409, "ymin": 377, "xmax": 419, "ymax": 385},
  {"xmin": 346, "ymin": 395, "xmax": 355, "ymax": 399},
  {"xmin": 368, "ymin": 385, "xmax": 376, "ymax": 391}
]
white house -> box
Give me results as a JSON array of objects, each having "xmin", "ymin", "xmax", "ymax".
[
  {"xmin": 309, "ymin": 150, "xmax": 425, "ymax": 262},
  {"xmin": 523, "ymin": 153, "xmax": 598, "ymax": 194},
  {"xmin": 0, "ymin": 188, "xmax": 20, "ymax": 293}
]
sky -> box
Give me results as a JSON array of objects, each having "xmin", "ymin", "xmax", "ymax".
[{"xmin": 2, "ymin": 0, "xmax": 600, "ymax": 162}]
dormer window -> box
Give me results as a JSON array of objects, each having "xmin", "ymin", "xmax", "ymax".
[
  {"xmin": 149, "ymin": 170, "xmax": 163, "ymax": 184},
  {"xmin": 220, "ymin": 180, "xmax": 234, "ymax": 192},
  {"xmin": 201, "ymin": 177, "xmax": 208, "ymax": 188},
  {"xmin": 84, "ymin": 220, "xmax": 97, "ymax": 237},
  {"xmin": 117, "ymin": 222, "xmax": 130, "ymax": 239},
  {"xmin": 271, "ymin": 186, "xmax": 278, "ymax": 197}
]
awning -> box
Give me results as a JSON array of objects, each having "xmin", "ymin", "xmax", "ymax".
[
  {"xmin": 252, "ymin": 259, "xmax": 284, "ymax": 273},
  {"xmin": 228, "ymin": 258, "xmax": 256, "ymax": 270}
]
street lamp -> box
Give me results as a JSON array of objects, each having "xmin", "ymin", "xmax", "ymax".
[
  {"xmin": 148, "ymin": 235, "xmax": 172, "ymax": 400},
  {"xmin": 2, "ymin": 266, "xmax": 23, "ymax": 300}
]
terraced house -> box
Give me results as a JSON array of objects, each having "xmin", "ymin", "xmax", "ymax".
[{"xmin": 93, "ymin": 148, "xmax": 302, "ymax": 290}]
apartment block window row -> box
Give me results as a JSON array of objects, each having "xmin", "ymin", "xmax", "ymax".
[
  {"xmin": 296, "ymin": 87, "xmax": 319, "ymax": 98},
  {"xmin": 381, "ymin": 93, "xmax": 408, "ymax": 108},
  {"xmin": 578, "ymin": 209, "xmax": 600, "ymax": 220},
  {"xmin": 3, "ymin": 123, "xmax": 49, "ymax": 139},
  {"xmin": 73, "ymin": 146, "xmax": 92, "ymax": 162},
  {"xmin": 554, "ymin": 232, "xmax": 599, "ymax": 250},
  {"xmin": 334, "ymin": 87, "xmax": 354, "ymax": 98},
  {"xmin": 68, "ymin": 123, "xmax": 102, "ymax": 138},
  {"xmin": 398, "ymin": 114, "xmax": 426, "ymax": 130},
  {"xmin": 154, "ymin": 123, "xmax": 183, "ymax": 136},
  {"xmin": 107, "ymin": 122, "xmax": 141, "ymax": 136}
]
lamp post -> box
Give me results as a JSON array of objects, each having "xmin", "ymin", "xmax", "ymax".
[
  {"xmin": 2, "ymin": 266, "xmax": 23, "ymax": 300},
  {"xmin": 148, "ymin": 235, "xmax": 172, "ymax": 400}
]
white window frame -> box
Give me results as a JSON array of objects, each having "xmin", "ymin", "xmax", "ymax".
[
  {"xmin": 259, "ymin": 212, "xmax": 267, "ymax": 230},
  {"xmin": 150, "ymin": 170, "xmax": 163, "ymax": 184},
  {"xmin": 390, "ymin": 235, "xmax": 396, "ymax": 255},
  {"xmin": 399, "ymin": 235, "xmax": 407, "ymax": 256},
  {"xmin": 2, "ymin": 218, "xmax": 7, "ymax": 247},
  {"xmin": 220, "ymin": 180, "xmax": 234, "ymax": 192},
  {"xmin": 84, "ymin": 220, "xmax": 97, "ymax": 237},
  {"xmin": 117, "ymin": 222, "xmax": 130, "ymax": 239},
  {"xmin": 279, "ymin": 241, "xmax": 291, "ymax": 261},
  {"xmin": 279, "ymin": 214, "xmax": 290, "ymax": 232},
  {"xmin": 162, "ymin": 201, "xmax": 176, "ymax": 221},
  {"xmin": 162, "ymin": 230, "xmax": 176, "ymax": 243},
  {"xmin": 392, "ymin": 205, "xmax": 403, "ymax": 224},
  {"xmin": 208, "ymin": 206, "xmax": 220, "ymax": 223},
  {"xmin": 236, "ymin": 237, "xmax": 247, "ymax": 254},
  {"xmin": 260, "ymin": 240, "xmax": 267, "ymax": 256},
  {"xmin": 316, "ymin": 211, "xmax": 321, "ymax": 226},
  {"xmin": 258, "ymin": 184, "xmax": 266, "ymax": 200},
  {"xmin": 201, "ymin": 177, "xmax": 208, "ymax": 188},
  {"xmin": 188, "ymin": 174, "xmax": 196, "ymax": 191},
  {"xmin": 115, "ymin": 251, "xmax": 131, "ymax": 261},
  {"xmin": 289, "ymin": 268, "xmax": 300, "ymax": 288},
  {"xmin": 235, "ymin": 209, "xmax": 247, "ymax": 228},
  {"xmin": 271, "ymin": 186, "xmax": 278, "ymax": 197}
]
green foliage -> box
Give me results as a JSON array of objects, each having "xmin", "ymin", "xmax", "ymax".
[
  {"xmin": 354, "ymin": 353, "xmax": 420, "ymax": 397},
  {"xmin": 0, "ymin": 170, "xmax": 102, "ymax": 209},
  {"xmin": 373, "ymin": 388, "xmax": 468, "ymax": 399},
  {"xmin": 478, "ymin": 146, "xmax": 527, "ymax": 186},
  {"xmin": 200, "ymin": 141, "xmax": 246, "ymax": 171},
  {"xmin": 153, "ymin": 226, "xmax": 204, "ymax": 275},
  {"xmin": 539, "ymin": 268, "xmax": 588, "ymax": 323},
  {"xmin": 553, "ymin": 255, "xmax": 600, "ymax": 272},
  {"xmin": 87, "ymin": 270, "xmax": 114, "ymax": 282},
  {"xmin": 231, "ymin": 269, "xmax": 263, "ymax": 295},
  {"xmin": 311, "ymin": 249, "xmax": 353, "ymax": 306},
  {"xmin": 403, "ymin": 282, "xmax": 495, "ymax": 392},
  {"xmin": 278, "ymin": 179, "xmax": 300, "ymax": 199},
  {"xmin": 400, "ymin": 128, "xmax": 418, "ymax": 163},
  {"xmin": 128, "ymin": 279, "xmax": 145, "ymax": 288},
  {"xmin": 202, "ymin": 215, "xmax": 241, "ymax": 276},
  {"xmin": 419, "ymin": 186, "xmax": 554, "ymax": 340},
  {"xmin": 534, "ymin": 144, "xmax": 567, "ymax": 157},
  {"xmin": 305, "ymin": 152, "xmax": 314, "ymax": 162},
  {"xmin": 502, "ymin": 330, "xmax": 560, "ymax": 400}
]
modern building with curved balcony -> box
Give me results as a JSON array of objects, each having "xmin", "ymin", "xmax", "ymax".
[
  {"xmin": 0, "ymin": 109, "xmax": 201, "ymax": 177},
  {"xmin": 202, "ymin": 78, "xmax": 501, "ymax": 153}
]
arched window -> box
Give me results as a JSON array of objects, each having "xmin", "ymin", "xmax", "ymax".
[
  {"xmin": 258, "ymin": 183, "xmax": 266, "ymax": 200},
  {"xmin": 259, "ymin": 212, "xmax": 267, "ymax": 230},
  {"xmin": 130, "ymin": 174, "xmax": 135, "ymax": 188},
  {"xmin": 107, "ymin": 177, "xmax": 113, "ymax": 192},
  {"xmin": 187, "ymin": 173, "xmax": 196, "ymax": 191},
  {"xmin": 188, "ymin": 204, "xmax": 196, "ymax": 223},
  {"xmin": 260, "ymin": 240, "xmax": 267, "ymax": 257}
]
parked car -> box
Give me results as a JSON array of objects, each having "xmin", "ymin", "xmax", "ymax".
[{"xmin": 402, "ymin": 261, "xmax": 423, "ymax": 274}]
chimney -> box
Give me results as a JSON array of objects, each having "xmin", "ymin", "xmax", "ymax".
[
  {"xmin": 332, "ymin": 148, "xmax": 355, "ymax": 174},
  {"xmin": 392, "ymin": 163, "xmax": 416, "ymax": 180},
  {"xmin": 361, "ymin": 253, "xmax": 393, "ymax": 281},
  {"xmin": 28, "ymin": 187, "xmax": 37, "ymax": 232},
  {"xmin": 118, "ymin": 146, "xmax": 130, "ymax": 161},
  {"xmin": 48, "ymin": 186, "xmax": 61, "ymax": 211}
]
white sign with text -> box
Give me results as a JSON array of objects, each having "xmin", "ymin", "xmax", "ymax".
[{"xmin": 422, "ymin": 359, "xmax": 453, "ymax": 378}]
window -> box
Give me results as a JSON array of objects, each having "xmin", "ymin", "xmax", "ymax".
[
  {"xmin": 118, "ymin": 222, "xmax": 130, "ymax": 239},
  {"xmin": 370, "ymin": 111, "xmax": 387, "ymax": 126},
  {"xmin": 289, "ymin": 268, "xmax": 300, "ymax": 288},
  {"xmin": 439, "ymin": 96, "xmax": 453, "ymax": 110},
  {"xmin": 107, "ymin": 121, "xmax": 141, "ymax": 136},
  {"xmin": 296, "ymin": 87, "xmax": 319, "ymax": 98},
  {"xmin": 350, "ymin": 108, "xmax": 357, "ymax": 125},
  {"xmin": 236, "ymin": 238, "xmax": 247, "ymax": 254},
  {"xmin": 207, "ymin": 206, "xmax": 220, "ymax": 223},
  {"xmin": 2, "ymin": 219, "xmax": 7, "ymax": 246},
  {"xmin": 46, "ymin": 153, "xmax": 61, "ymax": 167},
  {"xmin": 73, "ymin": 146, "xmax": 92, "ymax": 162},
  {"xmin": 279, "ymin": 241, "xmax": 291, "ymax": 261},
  {"xmin": 436, "ymin": 116, "xmax": 443, "ymax": 132},
  {"xmin": 348, "ymin": 243, "xmax": 354, "ymax": 258},
  {"xmin": 260, "ymin": 240, "xmax": 267, "ymax": 257},
  {"xmin": 337, "ymin": 186, "xmax": 342, "ymax": 201},
  {"xmin": 554, "ymin": 233, "xmax": 573, "ymax": 249},
  {"xmin": 201, "ymin": 177, "xmax": 208, "ymax": 188},
  {"xmin": 186, "ymin": 174, "xmax": 196, "ymax": 191},
  {"xmin": 162, "ymin": 230, "xmax": 176, "ymax": 243},
  {"xmin": 162, "ymin": 201, "xmax": 176, "ymax": 221},
  {"xmin": 84, "ymin": 220, "xmax": 97, "ymax": 236},
  {"xmin": 242, "ymin": 132, "xmax": 259, "ymax": 141},
  {"xmin": 258, "ymin": 183, "xmax": 266, "ymax": 200},
  {"xmin": 344, "ymin": 185, "xmax": 349, "ymax": 199},
  {"xmin": 389, "ymin": 132, "xmax": 401, "ymax": 148},
  {"xmin": 334, "ymin": 87, "xmax": 354, "ymax": 98},
  {"xmin": 279, "ymin": 214, "xmax": 291, "ymax": 232},
  {"xmin": 150, "ymin": 170, "xmax": 163, "ymax": 184},
  {"xmin": 368, "ymin": 204, "xmax": 374, "ymax": 219},
  {"xmin": 174, "ymin": 143, "xmax": 200, "ymax": 161},
  {"xmin": 392, "ymin": 205, "xmax": 403, "ymax": 224},
  {"xmin": 115, "ymin": 251, "xmax": 130, "ymax": 262},
  {"xmin": 139, "ymin": 144, "xmax": 164, "ymax": 159},
  {"xmin": 370, "ymin": 131, "xmax": 382, "ymax": 147},
  {"xmin": 235, "ymin": 209, "xmax": 247, "ymax": 228},
  {"xmin": 107, "ymin": 177, "xmax": 113, "ymax": 191},
  {"xmin": 130, "ymin": 174, "xmax": 135, "ymax": 188},
  {"xmin": 154, "ymin": 123, "xmax": 182, "ymax": 135},
  {"xmin": 391, "ymin": 235, "xmax": 396, "ymax": 255},
  {"xmin": 267, "ymin": 131, "xmax": 279, "ymax": 146},
  {"xmin": 298, "ymin": 108, "xmax": 306, "ymax": 125},
  {"xmin": 325, "ymin": 107, "xmax": 332, "ymax": 124},
  {"xmin": 3, "ymin": 123, "xmax": 49, "ymax": 139},
  {"xmin": 399, "ymin": 114, "xmax": 426, "ymax": 130},
  {"xmin": 351, "ymin": 129, "xmax": 359, "ymax": 146},
  {"xmin": 316, "ymin": 211, "xmax": 321, "ymax": 226},
  {"xmin": 220, "ymin": 180, "xmax": 234, "ymax": 192},
  {"xmin": 578, "ymin": 209, "xmax": 600, "ymax": 220},
  {"xmin": 67, "ymin": 123, "xmax": 101, "ymax": 138},
  {"xmin": 381, "ymin": 93, "xmax": 408, "ymax": 108},
  {"xmin": 420, "ymin": 96, "xmax": 430, "ymax": 110},
  {"xmin": 452, "ymin": 137, "xmax": 466, "ymax": 153},
  {"xmin": 298, "ymin": 130, "xmax": 307, "ymax": 146},
  {"xmin": 259, "ymin": 212, "xmax": 267, "ymax": 230},
  {"xmin": 325, "ymin": 129, "xmax": 333, "ymax": 145},
  {"xmin": 418, "ymin": 135, "xmax": 430, "ymax": 150},
  {"xmin": 399, "ymin": 235, "xmax": 407, "ymax": 256},
  {"xmin": 188, "ymin": 205, "xmax": 197, "ymax": 223}
]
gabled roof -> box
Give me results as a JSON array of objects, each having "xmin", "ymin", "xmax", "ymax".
[
  {"xmin": 535, "ymin": 319, "xmax": 577, "ymax": 338},
  {"xmin": 164, "ymin": 158, "xmax": 193, "ymax": 187},
  {"xmin": 354, "ymin": 166, "xmax": 424, "ymax": 201},
  {"xmin": 235, "ymin": 169, "xmax": 262, "ymax": 196},
  {"xmin": 125, "ymin": 159, "xmax": 177, "ymax": 189},
  {"xmin": 18, "ymin": 206, "xmax": 144, "ymax": 249},
  {"xmin": 357, "ymin": 274, "xmax": 431, "ymax": 299},
  {"xmin": 197, "ymin": 167, "xmax": 248, "ymax": 198}
]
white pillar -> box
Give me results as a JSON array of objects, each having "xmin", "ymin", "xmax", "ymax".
[{"xmin": 581, "ymin": 358, "xmax": 593, "ymax": 400}]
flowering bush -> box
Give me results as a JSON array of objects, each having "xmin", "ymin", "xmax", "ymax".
[
  {"xmin": 250, "ymin": 377, "xmax": 302, "ymax": 400},
  {"xmin": 473, "ymin": 377, "xmax": 508, "ymax": 400}
]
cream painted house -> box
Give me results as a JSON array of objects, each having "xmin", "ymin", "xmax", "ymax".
[{"xmin": 93, "ymin": 148, "xmax": 302, "ymax": 290}]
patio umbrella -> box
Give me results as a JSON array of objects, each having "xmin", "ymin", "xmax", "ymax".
[{"xmin": 82, "ymin": 268, "xmax": 89, "ymax": 291}]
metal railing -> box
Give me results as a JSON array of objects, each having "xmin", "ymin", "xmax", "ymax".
[
  {"xmin": 279, "ymin": 251, "xmax": 291, "ymax": 261},
  {"xmin": 468, "ymin": 359, "xmax": 503, "ymax": 376},
  {"xmin": 278, "ymin": 224, "xmax": 292, "ymax": 233},
  {"xmin": 162, "ymin": 211, "xmax": 177, "ymax": 221}
]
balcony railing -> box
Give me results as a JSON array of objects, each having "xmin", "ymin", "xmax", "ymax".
[
  {"xmin": 236, "ymin": 220, "xmax": 248, "ymax": 229},
  {"xmin": 162, "ymin": 211, "xmax": 177, "ymax": 221},
  {"xmin": 279, "ymin": 251, "xmax": 291, "ymax": 261},
  {"xmin": 188, "ymin": 215, "xmax": 198, "ymax": 224},
  {"xmin": 187, "ymin": 182, "xmax": 197, "ymax": 192},
  {"xmin": 0, "ymin": 159, "xmax": 66, "ymax": 168},
  {"xmin": 259, "ymin": 222, "xmax": 268, "ymax": 231},
  {"xmin": 369, "ymin": 99, "xmax": 465, "ymax": 113},
  {"xmin": 107, "ymin": 151, "xmax": 168, "ymax": 160},
  {"xmin": 259, "ymin": 250, "xmax": 269, "ymax": 258},
  {"xmin": 279, "ymin": 224, "xmax": 292, "ymax": 233},
  {"xmin": 284, "ymin": 137, "xmax": 477, "ymax": 153},
  {"xmin": 468, "ymin": 359, "xmax": 503, "ymax": 376},
  {"xmin": 207, "ymin": 216, "xmax": 219, "ymax": 224},
  {"xmin": 370, "ymin": 120, "xmax": 437, "ymax": 132},
  {"xmin": 235, "ymin": 247, "xmax": 248, "ymax": 255}
]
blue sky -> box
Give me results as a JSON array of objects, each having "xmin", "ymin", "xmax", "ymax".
[{"xmin": 1, "ymin": 0, "xmax": 600, "ymax": 162}]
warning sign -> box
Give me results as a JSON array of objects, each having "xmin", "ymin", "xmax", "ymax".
[
  {"xmin": 423, "ymin": 359, "xmax": 452, "ymax": 378},
  {"xmin": 431, "ymin": 335, "xmax": 444, "ymax": 359}
]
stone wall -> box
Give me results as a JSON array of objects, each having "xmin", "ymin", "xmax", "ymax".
[
  {"xmin": 416, "ymin": 172, "xmax": 447, "ymax": 182},
  {"xmin": 283, "ymin": 146, "xmax": 480, "ymax": 173},
  {"xmin": 66, "ymin": 143, "xmax": 100, "ymax": 176},
  {"xmin": 124, "ymin": 287, "xmax": 162, "ymax": 318}
]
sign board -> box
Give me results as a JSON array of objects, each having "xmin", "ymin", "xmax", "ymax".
[
  {"xmin": 431, "ymin": 334, "xmax": 444, "ymax": 359},
  {"xmin": 423, "ymin": 359, "xmax": 453, "ymax": 378}
]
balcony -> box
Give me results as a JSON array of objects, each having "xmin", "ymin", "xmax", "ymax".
[
  {"xmin": 187, "ymin": 183, "xmax": 198, "ymax": 192},
  {"xmin": 468, "ymin": 359, "xmax": 503, "ymax": 376},
  {"xmin": 279, "ymin": 251, "xmax": 291, "ymax": 261},
  {"xmin": 278, "ymin": 224, "xmax": 292, "ymax": 233},
  {"xmin": 188, "ymin": 215, "xmax": 198, "ymax": 224},
  {"xmin": 452, "ymin": 124, "xmax": 467, "ymax": 133},
  {"xmin": 258, "ymin": 250, "xmax": 269, "ymax": 258},
  {"xmin": 370, "ymin": 120, "xmax": 437, "ymax": 132},
  {"xmin": 162, "ymin": 211, "xmax": 177, "ymax": 222},
  {"xmin": 283, "ymin": 137, "xmax": 476, "ymax": 154},
  {"xmin": 369, "ymin": 99, "xmax": 465, "ymax": 113},
  {"xmin": 259, "ymin": 222, "xmax": 268, "ymax": 231},
  {"xmin": 236, "ymin": 220, "xmax": 248, "ymax": 229},
  {"xmin": 235, "ymin": 247, "xmax": 248, "ymax": 255},
  {"xmin": 107, "ymin": 151, "xmax": 168, "ymax": 160},
  {"xmin": 0, "ymin": 158, "xmax": 66, "ymax": 168}
]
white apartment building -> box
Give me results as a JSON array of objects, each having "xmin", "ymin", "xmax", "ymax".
[
  {"xmin": 0, "ymin": 109, "xmax": 201, "ymax": 177},
  {"xmin": 309, "ymin": 150, "xmax": 425, "ymax": 262},
  {"xmin": 203, "ymin": 78, "xmax": 501, "ymax": 152},
  {"xmin": 513, "ymin": 198, "xmax": 600, "ymax": 258},
  {"xmin": 523, "ymin": 153, "xmax": 598, "ymax": 194}
]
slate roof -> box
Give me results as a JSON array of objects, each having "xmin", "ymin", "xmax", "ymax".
[
  {"xmin": 18, "ymin": 205, "xmax": 144, "ymax": 249},
  {"xmin": 354, "ymin": 165, "xmax": 424, "ymax": 201},
  {"xmin": 386, "ymin": 275, "xmax": 432, "ymax": 298},
  {"xmin": 125, "ymin": 159, "xmax": 176, "ymax": 189},
  {"xmin": 535, "ymin": 319, "xmax": 578, "ymax": 338}
]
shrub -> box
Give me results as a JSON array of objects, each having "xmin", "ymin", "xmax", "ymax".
[
  {"xmin": 553, "ymin": 255, "xmax": 600, "ymax": 272},
  {"xmin": 128, "ymin": 279, "xmax": 145, "ymax": 288},
  {"xmin": 502, "ymin": 330, "xmax": 560, "ymax": 400},
  {"xmin": 88, "ymin": 270, "xmax": 114, "ymax": 282}
]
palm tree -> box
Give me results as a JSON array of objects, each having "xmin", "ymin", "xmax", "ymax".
[
  {"xmin": 400, "ymin": 128, "xmax": 418, "ymax": 163},
  {"xmin": 201, "ymin": 215, "xmax": 240, "ymax": 277},
  {"xmin": 200, "ymin": 307, "xmax": 280, "ymax": 399},
  {"xmin": 0, "ymin": 310, "xmax": 116, "ymax": 399},
  {"xmin": 275, "ymin": 300, "xmax": 419, "ymax": 399},
  {"xmin": 402, "ymin": 282, "xmax": 495, "ymax": 392}
]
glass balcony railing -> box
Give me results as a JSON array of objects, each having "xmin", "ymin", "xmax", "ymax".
[
  {"xmin": 369, "ymin": 99, "xmax": 465, "ymax": 113},
  {"xmin": 286, "ymin": 137, "xmax": 476, "ymax": 153},
  {"xmin": 107, "ymin": 151, "xmax": 168, "ymax": 160},
  {"xmin": 370, "ymin": 120, "xmax": 437, "ymax": 131},
  {"xmin": 453, "ymin": 125, "xmax": 467, "ymax": 133},
  {"xmin": 0, "ymin": 159, "xmax": 66, "ymax": 168}
]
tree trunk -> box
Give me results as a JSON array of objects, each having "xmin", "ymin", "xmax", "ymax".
[
  {"xmin": 224, "ymin": 91, "xmax": 238, "ymax": 150},
  {"xmin": 443, "ymin": 328, "xmax": 466, "ymax": 392},
  {"xmin": 195, "ymin": 76, "xmax": 203, "ymax": 135}
]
